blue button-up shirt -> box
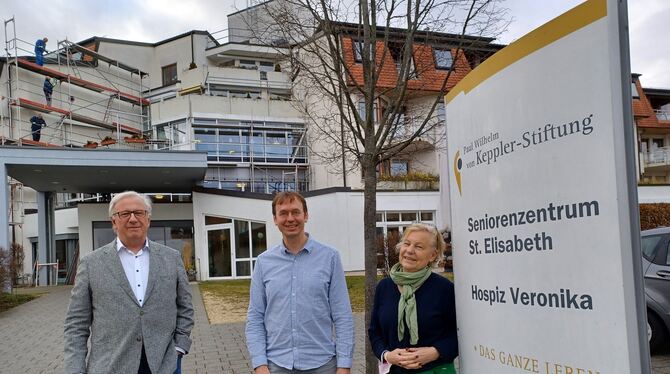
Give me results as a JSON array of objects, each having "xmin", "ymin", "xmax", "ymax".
[{"xmin": 245, "ymin": 235, "xmax": 354, "ymax": 370}]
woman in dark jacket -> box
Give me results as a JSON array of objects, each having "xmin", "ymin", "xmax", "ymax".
[{"xmin": 369, "ymin": 223, "xmax": 458, "ymax": 373}]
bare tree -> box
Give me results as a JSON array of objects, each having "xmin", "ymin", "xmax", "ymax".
[{"xmin": 235, "ymin": 0, "xmax": 506, "ymax": 371}]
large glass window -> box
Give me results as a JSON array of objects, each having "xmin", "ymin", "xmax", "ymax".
[{"xmin": 193, "ymin": 121, "xmax": 309, "ymax": 191}]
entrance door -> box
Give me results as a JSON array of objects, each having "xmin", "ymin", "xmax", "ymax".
[{"xmin": 206, "ymin": 224, "xmax": 235, "ymax": 278}]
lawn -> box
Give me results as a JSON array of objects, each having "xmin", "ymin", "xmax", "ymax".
[
  {"xmin": 0, "ymin": 293, "xmax": 38, "ymax": 313},
  {"xmin": 198, "ymin": 273, "xmax": 453, "ymax": 323}
]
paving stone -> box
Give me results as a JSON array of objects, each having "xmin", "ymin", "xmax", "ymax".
[{"xmin": 3, "ymin": 285, "xmax": 669, "ymax": 373}]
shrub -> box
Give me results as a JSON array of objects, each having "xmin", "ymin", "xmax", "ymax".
[
  {"xmin": 378, "ymin": 171, "xmax": 439, "ymax": 182},
  {"xmin": 0, "ymin": 248, "xmax": 8, "ymax": 290},
  {"xmin": 640, "ymin": 203, "xmax": 670, "ymax": 230},
  {"xmin": 10, "ymin": 243, "xmax": 24, "ymax": 286}
]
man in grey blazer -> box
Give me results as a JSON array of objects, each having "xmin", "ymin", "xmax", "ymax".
[{"xmin": 64, "ymin": 191, "xmax": 194, "ymax": 374}]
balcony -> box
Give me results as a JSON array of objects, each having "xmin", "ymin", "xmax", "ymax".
[
  {"xmin": 656, "ymin": 110, "xmax": 670, "ymax": 122},
  {"xmin": 643, "ymin": 147, "xmax": 670, "ymax": 171},
  {"xmin": 377, "ymin": 172, "xmax": 439, "ymax": 191},
  {"xmin": 388, "ymin": 116, "xmax": 443, "ymax": 146}
]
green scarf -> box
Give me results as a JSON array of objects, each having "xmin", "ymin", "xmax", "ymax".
[{"xmin": 389, "ymin": 262, "xmax": 432, "ymax": 345}]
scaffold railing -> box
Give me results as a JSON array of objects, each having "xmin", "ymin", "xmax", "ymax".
[{"xmin": 2, "ymin": 17, "xmax": 151, "ymax": 149}]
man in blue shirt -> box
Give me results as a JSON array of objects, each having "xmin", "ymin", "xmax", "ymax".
[
  {"xmin": 35, "ymin": 37, "xmax": 48, "ymax": 66},
  {"xmin": 246, "ymin": 191, "xmax": 354, "ymax": 374}
]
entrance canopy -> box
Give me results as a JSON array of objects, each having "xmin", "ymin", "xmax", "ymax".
[
  {"xmin": 0, "ymin": 146, "xmax": 207, "ymax": 265},
  {"xmin": 1, "ymin": 146, "xmax": 207, "ymax": 193}
]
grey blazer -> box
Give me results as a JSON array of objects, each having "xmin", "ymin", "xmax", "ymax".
[{"xmin": 64, "ymin": 240, "xmax": 194, "ymax": 374}]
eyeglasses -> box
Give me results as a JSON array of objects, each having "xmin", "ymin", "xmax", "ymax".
[{"xmin": 113, "ymin": 210, "xmax": 148, "ymax": 220}]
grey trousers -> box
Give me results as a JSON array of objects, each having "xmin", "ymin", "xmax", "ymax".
[{"xmin": 267, "ymin": 357, "xmax": 338, "ymax": 374}]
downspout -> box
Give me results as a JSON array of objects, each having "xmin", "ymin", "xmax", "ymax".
[{"xmin": 189, "ymin": 33, "xmax": 197, "ymax": 70}]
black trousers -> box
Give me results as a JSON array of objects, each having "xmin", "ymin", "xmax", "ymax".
[{"xmin": 138, "ymin": 345, "xmax": 152, "ymax": 374}]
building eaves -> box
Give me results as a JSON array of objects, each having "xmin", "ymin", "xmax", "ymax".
[
  {"xmin": 325, "ymin": 21, "xmax": 497, "ymax": 47},
  {"xmin": 76, "ymin": 30, "xmax": 218, "ymax": 48},
  {"xmin": 644, "ymin": 88, "xmax": 670, "ymax": 98}
]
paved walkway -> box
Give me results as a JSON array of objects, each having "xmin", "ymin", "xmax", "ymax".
[
  {"xmin": 1, "ymin": 285, "xmax": 669, "ymax": 373},
  {"xmin": 0, "ymin": 285, "xmax": 365, "ymax": 374}
]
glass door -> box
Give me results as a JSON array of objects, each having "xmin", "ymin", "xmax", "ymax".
[{"xmin": 207, "ymin": 224, "xmax": 235, "ymax": 278}]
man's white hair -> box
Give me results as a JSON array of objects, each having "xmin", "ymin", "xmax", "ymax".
[{"xmin": 108, "ymin": 191, "xmax": 152, "ymax": 217}]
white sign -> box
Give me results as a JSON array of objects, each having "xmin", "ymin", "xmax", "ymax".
[{"xmin": 444, "ymin": 0, "xmax": 645, "ymax": 372}]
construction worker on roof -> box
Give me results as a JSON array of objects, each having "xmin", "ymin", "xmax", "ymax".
[{"xmin": 35, "ymin": 37, "xmax": 48, "ymax": 66}]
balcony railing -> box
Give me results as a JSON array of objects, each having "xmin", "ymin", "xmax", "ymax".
[
  {"xmin": 643, "ymin": 147, "xmax": 670, "ymax": 167},
  {"xmin": 656, "ymin": 110, "xmax": 670, "ymax": 121},
  {"xmin": 389, "ymin": 117, "xmax": 443, "ymax": 143}
]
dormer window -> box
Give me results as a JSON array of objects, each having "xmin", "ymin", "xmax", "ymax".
[
  {"xmin": 388, "ymin": 42, "xmax": 417, "ymax": 79},
  {"xmin": 434, "ymin": 49, "xmax": 453, "ymax": 70},
  {"xmin": 353, "ymin": 41, "xmax": 364, "ymax": 63}
]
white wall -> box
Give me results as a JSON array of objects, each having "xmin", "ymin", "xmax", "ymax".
[
  {"xmin": 21, "ymin": 206, "xmax": 79, "ymax": 275},
  {"xmin": 377, "ymin": 190, "xmax": 444, "ymax": 227},
  {"xmin": 638, "ymin": 185, "xmax": 670, "ymax": 203},
  {"xmin": 302, "ymin": 191, "xmax": 364, "ymax": 271},
  {"xmin": 192, "ymin": 192, "xmax": 279, "ymax": 279},
  {"xmin": 193, "ymin": 190, "xmax": 366, "ymax": 277}
]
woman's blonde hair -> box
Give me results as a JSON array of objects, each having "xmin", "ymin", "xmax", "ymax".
[{"xmin": 397, "ymin": 223, "xmax": 446, "ymax": 266}]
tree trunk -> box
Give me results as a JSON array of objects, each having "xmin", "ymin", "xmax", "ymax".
[{"xmin": 363, "ymin": 154, "xmax": 379, "ymax": 374}]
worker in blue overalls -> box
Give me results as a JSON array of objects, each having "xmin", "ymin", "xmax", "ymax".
[{"xmin": 35, "ymin": 37, "xmax": 48, "ymax": 66}]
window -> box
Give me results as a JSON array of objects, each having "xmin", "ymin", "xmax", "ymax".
[
  {"xmin": 631, "ymin": 83, "xmax": 640, "ymax": 99},
  {"xmin": 641, "ymin": 235, "xmax": 662, "ymax": 261},
  {"xmin": 239, "ymin": 60, "xmax": 257, "ymax": 69},
  {"xmin": 389, "ymin": 42, "xmax": 417, "ymax": 78},
  {"xmin": 358, "ymin": 101, "xmax": 378, "ymax": 123},
  {"xmin": 353, "ymin": 41, "xmax": 364, "ymax": 63},
  {"xmin": 434, "ymin": 49, "xmax": 453, "ymax": 70},
  {"xmin": 390, "ymin": 160, "xmax": 409, "ymax": 176},
  {"xmin": 161, "ymin": 63, "xmax": 178, "ymax": 86},
  {"xmin": 260, "ymin": 71, "xmax": 268, "ymax": 80},
  {"xmin": 437, "ymin": 102, "xmax": 446, "ymax": 124},
  {"xmin": 259, "ymin": 61, "xmax": 275, "ymax": 72}
]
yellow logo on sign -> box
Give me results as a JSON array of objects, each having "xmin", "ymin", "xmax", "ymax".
[{"xmin": 454, "ymin": 150, "xmax": 462, "ymax": 195}]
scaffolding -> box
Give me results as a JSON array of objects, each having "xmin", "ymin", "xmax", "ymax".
[{"xmin": 2, "ymin": 17, "xmax": 150, "ymax": 149}]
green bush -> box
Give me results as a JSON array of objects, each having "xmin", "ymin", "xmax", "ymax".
[{"xmin": 378, "ymin": 171, "xmax": 439, "ymax": 182}]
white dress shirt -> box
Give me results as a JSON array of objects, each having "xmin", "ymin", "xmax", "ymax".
[{"xmin": 116, "ymin": 238, "xmax": 150, "ymax": 306}]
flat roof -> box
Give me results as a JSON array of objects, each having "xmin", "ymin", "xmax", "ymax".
[{"xmin": 0, "ymin": 147, "xmax": 207, "ymax": 193}]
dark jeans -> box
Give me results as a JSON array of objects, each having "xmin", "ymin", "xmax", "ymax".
[
  {"xmin": 44, "ymin": 89, "xmax": 52, "ymax": 106},
  {"xmin": 31, "ymin": 125, "xmax": 41, "ymax": 141},
  {"xmin": 175, "ymin": 355, "xmax": 182, "ymax": 374}
]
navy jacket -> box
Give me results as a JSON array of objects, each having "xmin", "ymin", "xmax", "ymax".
[
  {"xmin": 30, "ymin": 116, "xmax": 46, "ymax": 129},
  {"xmin": 368, "ymin": 273, "xmax": 458, "ymax": 373},
  {"xmin": 43, "ymin": 79, "xmax": 53, "ymax": 94}
]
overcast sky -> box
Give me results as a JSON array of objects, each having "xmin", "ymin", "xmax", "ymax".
[{"xmin": 1, "ymin": 0, "xmax": 667, "ymax": 87}]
